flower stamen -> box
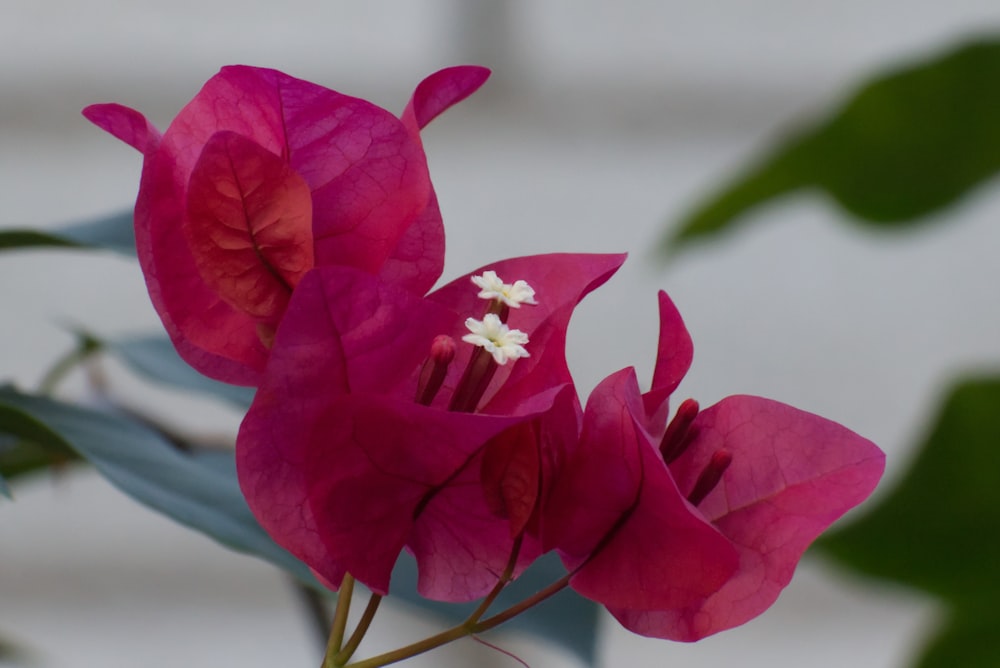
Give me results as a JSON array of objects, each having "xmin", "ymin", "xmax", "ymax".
[
  {"xmin": 687, "ymin": 449, "xmax": 732, "ymax": 506},
  {"xmin": 415, "ymin": 335, "xmax": 457, "ymax": 406},
  {"xmin": 448, "ymin": 348, "xmax": 496, "ymax": 413},
  {"xmin": 448, "ymin": 315, "xmax": 530, "ymax": 413},
  {"xmin": 659, "ymin": 398, "xmax": 699, "ymax": 464}
]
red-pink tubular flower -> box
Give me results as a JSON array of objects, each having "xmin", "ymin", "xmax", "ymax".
[
  {"xmin": 544, "ymin": 291, "xmax": 885, "ymax": 641},
  {"xmin": 83, "ymin": 65, "xmax": 489, "ymax": 384},
  {"xmin": 236, "ymin": 253, "xmax": 625, "ymax": 600}
]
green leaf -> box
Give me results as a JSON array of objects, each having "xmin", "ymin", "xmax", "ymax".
[
  {"xmin": 815, "ymin": 375, "xmax": 1000, "ymax": 606},
  {"xmin": 0, "ymin": 387, "xmax": 317, "ymax": 587},
  {"xmin": 0, "ymin": 632, "xmax": 31, "ymax": 665},
  {"xmin": 670, "ymin": 37, "xmax": 1000, "ymax": 249},
  {"xmin": 0, "ymin": 421, "xmax": 78, "ymax": 483},
  {"xmin": 109, "ymin": 335, "xmax": 255, "ymax": 409},
  {"xmin": 390, "ymin": 552, "xmax": 599, "ymax": 666},
  {"xmin": 914, "ymin": 607, "xmax": 1000, "ymax": 668},
  {"xmin": 0, "ymin": 210, "xmax": 135, "ymax": 255},
  {"xmin": 0, "ymin": 471, "xmax": 10, "ymax": 499}
]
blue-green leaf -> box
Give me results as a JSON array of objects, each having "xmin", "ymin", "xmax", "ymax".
[
  {"xmin": 0, "ymin": 210, "xmax": 135, "ymax": 255},
  {"xmin": 108, "ymin": 335, "xmax": 255, "ymax": 409},
  {"xmin": 0, "ymin": 387, "xmax": 315, "ymax": 586},
  {"xmin": 669, "ymin": 37, "xmax": 1000, "ymax": 249}
]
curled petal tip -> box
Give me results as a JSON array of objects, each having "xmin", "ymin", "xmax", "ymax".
[{"xmin": 83, "ymin": 103, "xmax": 161, "ymax": 154}]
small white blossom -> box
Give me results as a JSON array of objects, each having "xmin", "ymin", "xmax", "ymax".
[
  {"xmin": 462, "ymin": 314, "xmax": 530, "ymax": 365},
  {"xmin": 471, "ymin": 270, "xmax": 538, "ymax": 308}
]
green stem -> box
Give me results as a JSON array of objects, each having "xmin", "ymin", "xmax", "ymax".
[
  {"xmin": 475, "ymin": 572, "xmax": 571, "ymax": 633},
  {"xmin": 344, "ymin": 622, "xmax": 472, "ymax": 668},
  {"xmin": 323, "ymin": 574, "xmax": 355, "ymax": 667},
  {"xmin": 343, "ymin": 570, "xmax": 572, "ymax": 668},
  {"xmin": 37, "ymin": 334, "xmax": 101, "ymax": 394},
  {"xmin": 334, "ymin": 592, "xmax": 382, "ymax": 665},
  {"xmin": 467, "ymin": 535, "xmax": 522, "ymax": 624}
]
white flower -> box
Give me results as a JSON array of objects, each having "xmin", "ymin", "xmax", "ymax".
[
  {"xmin": 471, "ymin": 270, "xmax": 538, "ymax": 308},
  {"xmin": 462, "ymin": 313, "xmax": 530, "ymax": 365}
]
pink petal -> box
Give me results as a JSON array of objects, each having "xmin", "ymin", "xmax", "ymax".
[
  {"xmin": 82, "ymin": 103, "xmax": 161, "ymax": 154},
  {"xmin": 166, "ymin": 336, "xmax": 264, "ymax": 385},
  {"xmin": 130, "ymin": 66, "xmax": 436, "ymax": 380},
  {"xmin": 409, "ymin": 446, "xmax": 543, "ymax": 602},
  {"xmin": 384, "ymin": 66, "xmax": 491, "ymax": 293},
  {"xmin": 239, "ymin": 390, "xmax": 529, "ymax": 594},
  {"xmin": 271, "ymin": 266, "xmax": 459, "ymax": 397},
  {"xmin": 545, "ymin": 369, "xmax": 738, "ymax": 610},
  {"xmin": 166, "ymin": 65, "xmax": 432, "ymax": 277},
  {"xmin": 409, "ymin": 383, "xmax": 574, "ymax": 600},
  {"xmin": 378, "ymin": 190, "xmax": 446, "ymax": 295},
  {"xmin": 185, "ymin": 131, "xmax": 314, "ymax": 322},
  {"xmin": 305, "ymin": 119, "xmax": 430, "ymax": 275},
  {"xmin": 480, "ymin": 421, "xmax": 542, "ymax": 537},
  {"xmin": 306, "ymin": 396, "xmax": 526, "ymax": 594},
  {"xmin": 237, "ymin": 383, "xmax": 343, "ymax": 584},
  {"xmin": 82, "ymin": 103, "xmax": 258, "ymax": 382},
  {"xmin": 619, "ymin": 396, "xmax": 885, "ymax": 640},
  {"xmin": 133, "ymin": 67, "xmax": 311, "ymax": 380},
  {"xmin": 237, "ymin": 266, "xmax": 473, "ymax": 589},
  {"xmin": 143, "ymin": 139, "xmax": 270, "ymax": 379},
  {"xmin": 641, "ymin": 290, "xmax": 694, "ymax": 429},
  {"xmin": 400, "ymin": 65, "xmax": 492, "ymax": 134},
  {"xmin": 480, "ymin": 384, "xmax": 582, "ymax": 534}
]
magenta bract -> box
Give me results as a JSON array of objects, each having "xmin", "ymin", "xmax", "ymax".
[
  {"xmin": 236, "ymin": 253, "xmax": 625, "ymax": 599},
  {"xmin": 84, "ymin": 65, "xmax": 489, "ymax": 384},
  {"xmin": 544, "ymin": 290, "xmax": 885, "ymax": 640},
  {"xmin": 87, "ymin": 62, "xmax": 883, "ymax": 647}
]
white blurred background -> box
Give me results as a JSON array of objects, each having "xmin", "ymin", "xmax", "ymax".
[{"xmin": 3, "ymin": 1, "xmax": 1000, "ymax": 666}]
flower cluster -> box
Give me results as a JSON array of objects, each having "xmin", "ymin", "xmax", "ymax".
[
  {"xmin": 87, "ymin": 65, "xmax": 884, "ymax": 646},
  {"xmin": 85, "ymin": 65, "xmax": 489, "ymax": 384}
]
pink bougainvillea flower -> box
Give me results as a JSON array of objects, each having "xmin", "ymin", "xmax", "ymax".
[
  {"xmin": 544, "ymin": 291, "xmax": 885, "ymax": 641},
  {"xmin": 83, "ymin": 65, "xmax": 489, "ymax": 385},
  {"xmin": 236, "ymin": 253, "xmax": 625, "ymax": 600}
]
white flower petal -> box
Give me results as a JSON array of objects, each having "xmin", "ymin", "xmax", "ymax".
[
  {"xmin": 463, "ymin": 314, "xmax": 531, "ymax": 364},
  {"xmin": 470, "ymin": 271, "xmax": 538, "ymax": 308}
]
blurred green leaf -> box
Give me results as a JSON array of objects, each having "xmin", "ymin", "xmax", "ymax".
[
  {"xmin": 914, "ymin": 607, "xmax": 1000, "ymax": 668},
  {"xmin": 816, "ymin": 375, "xmax": 1000, "ymax": 604},
  {"xmin": 40, "ymin": 328, "xmax": 253, "ymax": 410},
  {"xmin": 0, "ymin": 471, "xmax": 10, "ymax": 499},
  {"xmin": 0, "ymin": 387, "xmax": 316, "ymax": 586},
  {"xmin": 670, "ymin": 37, "xmax": 1000, "ymax": 249},
  {"xmin": 0, "ymin": 632, "xmax": 32, "ymax": 665},
  {"xmin": 816, "ymin": 375, "xmax": 1000, "ymax": 667},
  {"xmin": 0, "ymin": 230, "xmax": 80, "ymax": 251},
  {"xmin": 109, "ymin": 335, "xmax": 255, "ymax": 409},
  {"xmin": 0, "ymin": 210, "xmax": 135, "ymax": 255},
  {"xmin": 0, "ymin": 435, "xmax": 80, "ymax": 489},
  {"xmin": 0, "ymin": 417, "xmax": 78, "ymax": 484}
]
